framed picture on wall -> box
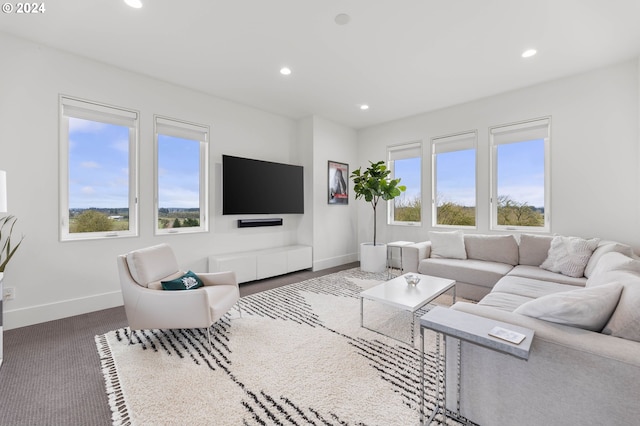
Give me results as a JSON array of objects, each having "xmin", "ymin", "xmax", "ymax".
[{"xmin": 328, "ymin": 161, "xmax": 349, "ymax": 204}]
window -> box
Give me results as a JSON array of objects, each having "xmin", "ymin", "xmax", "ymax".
[
  {"xmin": 431, "ymin": 131, "xmax": 477, "ymax": 227},
  {"xmin": 490, "ymin": 117, "xmax": 550, "ymax": 231},
  {"xmin": 59, "ymin": 96, "xmax": 138, "ymax": 241},
  {"xmin": 155, "ymin": 116, "xmax": 209, "ymax": 234},
  {"xmin": 387, "ymin": 142, "xmax": 422, "ymax": 225}
]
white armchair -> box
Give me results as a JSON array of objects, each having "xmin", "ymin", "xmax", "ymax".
[{"xmin": 117, "ymin": 243, "xmax": 241, "ymax": 350}]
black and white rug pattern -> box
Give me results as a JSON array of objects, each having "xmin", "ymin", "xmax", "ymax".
[{"xmin": 96, "ymin": 268, "xmax": 468, "ymax": 425}]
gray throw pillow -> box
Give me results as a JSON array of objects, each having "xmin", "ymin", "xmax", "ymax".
[
  {"xmin": 540, "ymin": 236, "xmax": 599, "ymax": 278},
  {"xmin": 514, "ymin": 282, "xmax": 623, "ymax": 331}
]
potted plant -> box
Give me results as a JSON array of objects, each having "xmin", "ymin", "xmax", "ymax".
[
  {"xmin": 351, "ymin": 161, "xmax": 405, "ymax": 272},
  {"xmin": 0, "ymin": 215, "xmax": 23, "ymax": 273}
]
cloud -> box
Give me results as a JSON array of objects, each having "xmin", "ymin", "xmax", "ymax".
[
  {"xmin": 81, "ymin": 161, "xmax": 101, "ymax": 169},
  {"xmin": 69, "ymin": 118, "xmax": 107, "ymax": 134},
  {"xmin": 111, "ymin": 138, "xmax": 129, "ymax": 153},
  {"xmin": 81, "ymin": 186, "xmax": 96, "ymax": 195}
]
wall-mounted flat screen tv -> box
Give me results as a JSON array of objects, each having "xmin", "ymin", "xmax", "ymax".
[{"xmin": 222, "ymin": 155, "xmax": 304, "ymax": 215}]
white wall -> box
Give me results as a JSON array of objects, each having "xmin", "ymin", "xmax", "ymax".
[
  {"xmin": 0, "ymin": 33, "xmax": 311, "ymax": 329},
  {"xmin": 357, "ymin": 59, "xmax": 640, "ymax": 251},
  {"xmin": 309, "ymin": 116, "xmax": 359, "ymax": 270}
]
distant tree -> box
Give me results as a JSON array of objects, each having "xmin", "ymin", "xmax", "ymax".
[
  {"xmin": 172, "ymin": 218, "xmax": 181, "ymax": 228},
  {"xmin": 394, "ymin": 195, "xmax": 421, "ymax": 222},
  {"xmin": 73, "ymin": 210, "xmax": 112, "ymax": 233},
  {"xmin": 437, "ymin": 202, "xmax": 475, "ymax": 226},
  {"xmin": 497, "ymin": 195, "xmax": 543, "ymax": 226}
]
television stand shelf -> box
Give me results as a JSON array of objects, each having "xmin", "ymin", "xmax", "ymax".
[{"xmin": 208, "ymin": 245, "xmax": 312, "ymax": 283}]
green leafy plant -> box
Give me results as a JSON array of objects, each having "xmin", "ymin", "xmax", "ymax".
[
  {"xmin": 350, "ymin": 160, "xmax": 406, "ymax": 246},
  {"xmin": 0, "ymin": 215, "xmax": 24, "ymax": 273}
]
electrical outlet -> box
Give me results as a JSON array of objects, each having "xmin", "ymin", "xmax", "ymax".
[{"xmin": 3, "ymin": 287, "xmax": 15, "ymax": 301}]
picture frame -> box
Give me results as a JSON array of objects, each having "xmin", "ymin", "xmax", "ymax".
[{"xmin": 328, "ymin": 161, "xmax": 349, "ymax": 204}]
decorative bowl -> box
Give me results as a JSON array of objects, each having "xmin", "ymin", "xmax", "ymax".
[{"xmin": 404, "ymin": 274, "xmax": 420, "ymax": 286}]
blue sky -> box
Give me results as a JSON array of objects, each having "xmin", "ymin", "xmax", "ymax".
[
  {"xmin": 69, "ymin": 117, "xmax": 543, "ymax": 211},
  {"xmin": 394, "ymin": 139, "xmax": 545, "ymax": 209},
  {"xmin": 68, "ymin": 118, "xmax": 201, "ymax": 209},
  {"xmin": 157, "ymin": 135, "xmax": 200, "ymax": 208},
  {"xmin": 68, "ymin": 118, "xmax": 129, "ymax": 209}
]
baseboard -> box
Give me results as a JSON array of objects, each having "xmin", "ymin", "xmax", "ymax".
[
  {"xmin": 3, "ymin": 290, "xmax": 123, "ymax": 330},
  {"xmin": 313, "ymin": 252, "xmax": 358, "ymax": 271}
]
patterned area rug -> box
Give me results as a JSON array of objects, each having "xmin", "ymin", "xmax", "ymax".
[{"xmin": 95, "ymin": 268, "xmax": 466, "ymax": 425}]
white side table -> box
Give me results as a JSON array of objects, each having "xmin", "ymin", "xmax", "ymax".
[
  {"xmin": 386, "ymin": 241, "xmax": 413, "ymax": 279},
  {"xmin": 419, "ymin": 306, "xmax": 534, "ymax": 425}
]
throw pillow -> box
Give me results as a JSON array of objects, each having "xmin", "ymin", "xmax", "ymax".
[
  {"xmin": 161, "ymin": 270, "xmax": 204, "ymax": 291},
  {"xmin": 602, "ymin": 277, "xmax": 640, "ymax": 342},
  {"xmin": 583, "ymin": 241, "xmax": 635, "ymax": 278},
  {"xmin": 429, "ymin": 230, "xmax": 467, "ymax": 260},
  {"xmin": 514, "ymin": 282, "xmax": 623, "ymax": 331},
  {"xmin": 586, "ymin": 252, "xmax": 640, "ymax": 287},
  {"xmin": 540, "ymin": 236, "xmax": 600, "ymax": 278}
]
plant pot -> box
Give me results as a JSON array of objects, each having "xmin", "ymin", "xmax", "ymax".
[{"xmin": 360, "ymin": 242, "xmax": 387, "ymax": 273}]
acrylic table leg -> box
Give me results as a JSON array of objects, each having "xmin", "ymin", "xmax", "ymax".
[{"xmin": 420, "ymin": 326, "xmax": 425, "ymax": 425}]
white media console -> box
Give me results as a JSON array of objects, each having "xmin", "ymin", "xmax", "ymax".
[{"xmin": 208, "ymin": 245, "xmax": 312, "ymax": 283}]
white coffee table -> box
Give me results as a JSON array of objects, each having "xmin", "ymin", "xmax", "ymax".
[{"xmin": 360, "ymin": 273, "xmax": 456, "ymax": 344}]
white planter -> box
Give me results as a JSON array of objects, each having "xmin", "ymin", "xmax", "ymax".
[{"xmin": 360, "ymin": 243, "xmax": 387, "ymax": 273}]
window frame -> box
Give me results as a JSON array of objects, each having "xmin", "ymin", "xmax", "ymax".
[
  {"xmin": 490, "ymin": 117, "xmax": 551, "ymax": 233},
  {"xmin": 431, "ymin": 130, "xmax": 478, "ymax": 229},
  {"xmin": 154, "ymin": 115, "xmax": 210, "ymax": 235},
  {"xmin": 59, "ymin": 95, "xmax": 139, "ymax": 241},
  {"xmin": 387, "ymin": 141, "xmax": 422, "ymax": 226}
]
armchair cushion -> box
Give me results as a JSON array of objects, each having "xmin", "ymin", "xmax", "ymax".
[
  {"xmin": 126, "ymin": 243, "xmax": 180, "ymax": 287},
  {"xmin": 161, "ymin": 270, "xmax": 204, "ymax": 291}
]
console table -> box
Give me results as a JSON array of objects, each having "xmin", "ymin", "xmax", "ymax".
[
  {"xmin": 419, "ymin": 306, "xmax": 534, "ymax": 425},
  {"xmin": 208, "ymin": 245, "xmax": 312, "ymax": 283}
]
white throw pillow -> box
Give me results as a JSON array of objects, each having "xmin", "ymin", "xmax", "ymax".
[
  {"xmin": 540, "ymin": 236, "xmax": 600, "ymax": 278},
  {"xmin": 602, "ymin": 277, "xmax": 640, "ymax": 342},
  {"xmin": 429, "ymin": 230, "xmax": 467, "ymax": 260},
  {"xmin": 514, "ymin": 282, "xmax": 622, "ymax": 331},
  {"xmin": 586, "ymin": 252, "xmax": 640, "ymax": 287}
]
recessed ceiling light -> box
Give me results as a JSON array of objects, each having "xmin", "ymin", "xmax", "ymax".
[
  {"xmin": 360, "ymin": 104, "xmax": 369, "ymax": 110},
  {"xmin": 124, "ymin": 0, "xmax": 143, "ymax": 8},
  {"xmin": 280, "ymin": 67, "xmax": 292, "ymax": 76},
  {"xmin": 335, "ymin": 13, "xmax": 351, "ymax": 25},
  {"xmin": 522, "ymin": 49, "xmax": 537, "ymax": 58}
]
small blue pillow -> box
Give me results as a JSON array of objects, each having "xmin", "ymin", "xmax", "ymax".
[{"xmin": 161, "ymin": 270, "xmax": 204, "ymax": 291}]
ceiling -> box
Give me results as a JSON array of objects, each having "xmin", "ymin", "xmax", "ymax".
[{"xmin": 3, "ymin": 0, "xmax": 640, "ymax": 129}]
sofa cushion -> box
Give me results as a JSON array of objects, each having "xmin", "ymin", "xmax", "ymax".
[
  {"xmin": 602, "ymin": 276, "xmax": 640, "ymax": 342},
  {"xmin": 464, "ymin": 234, "xmax": 519, "ymax": 265},
  {"xmin": 518, "ymin": 234, "xmax": 554, "ymax": 266},
  {"xmin": 584, "ymin": 241, "xmax": 635, "ymax": 278},
  {"xmin": 429, "ymin": 230, "xmax": 466, "ymax": 259},
  {"xmin": 493, "ymin": 275, "xmax": 579, "ymax": 299},
  {"xmin": 418, "ymin": 258, "xmax": 513, "ymax": 289},
  {"xmin": 477, "ymin": 291, "xmax": 534, "ymax": 312},
  {"xmin": 126, "ymin": 243, "xmax": 180, "ymax": 287},
  {"xmin": 540, "ymin": 236, "xmax": 599, "ymax": 278},
  {"xmin": 514, "ymin": 282, "xmax": 622, "ymax": 331},
  {"xmin": 507, "ymin": 265, "xmax": 587, "ymax": 287}
]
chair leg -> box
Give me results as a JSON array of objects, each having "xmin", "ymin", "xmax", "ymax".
[{"xmin": 128, "ymin": 328, "xmax": 133, "ymax": 345}]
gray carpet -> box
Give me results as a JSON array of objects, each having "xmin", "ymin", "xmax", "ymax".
[{"xmin": 0, "ymin": 263, "xmax": 357, "ymax": 426}]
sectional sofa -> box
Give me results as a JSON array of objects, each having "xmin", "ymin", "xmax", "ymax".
[{"xmin": 402, "ymin": 231, "xmax": 640, "ymax": 426}]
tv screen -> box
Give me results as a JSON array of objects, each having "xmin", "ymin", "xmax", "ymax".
[{"xmin": 222, "ymin": 155, "xmax": 304, "ymax": 215}]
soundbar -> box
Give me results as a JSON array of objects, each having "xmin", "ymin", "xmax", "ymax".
[{"xmin": 237, "ymin": 218, "xmax": 283, "ymax": 228}]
